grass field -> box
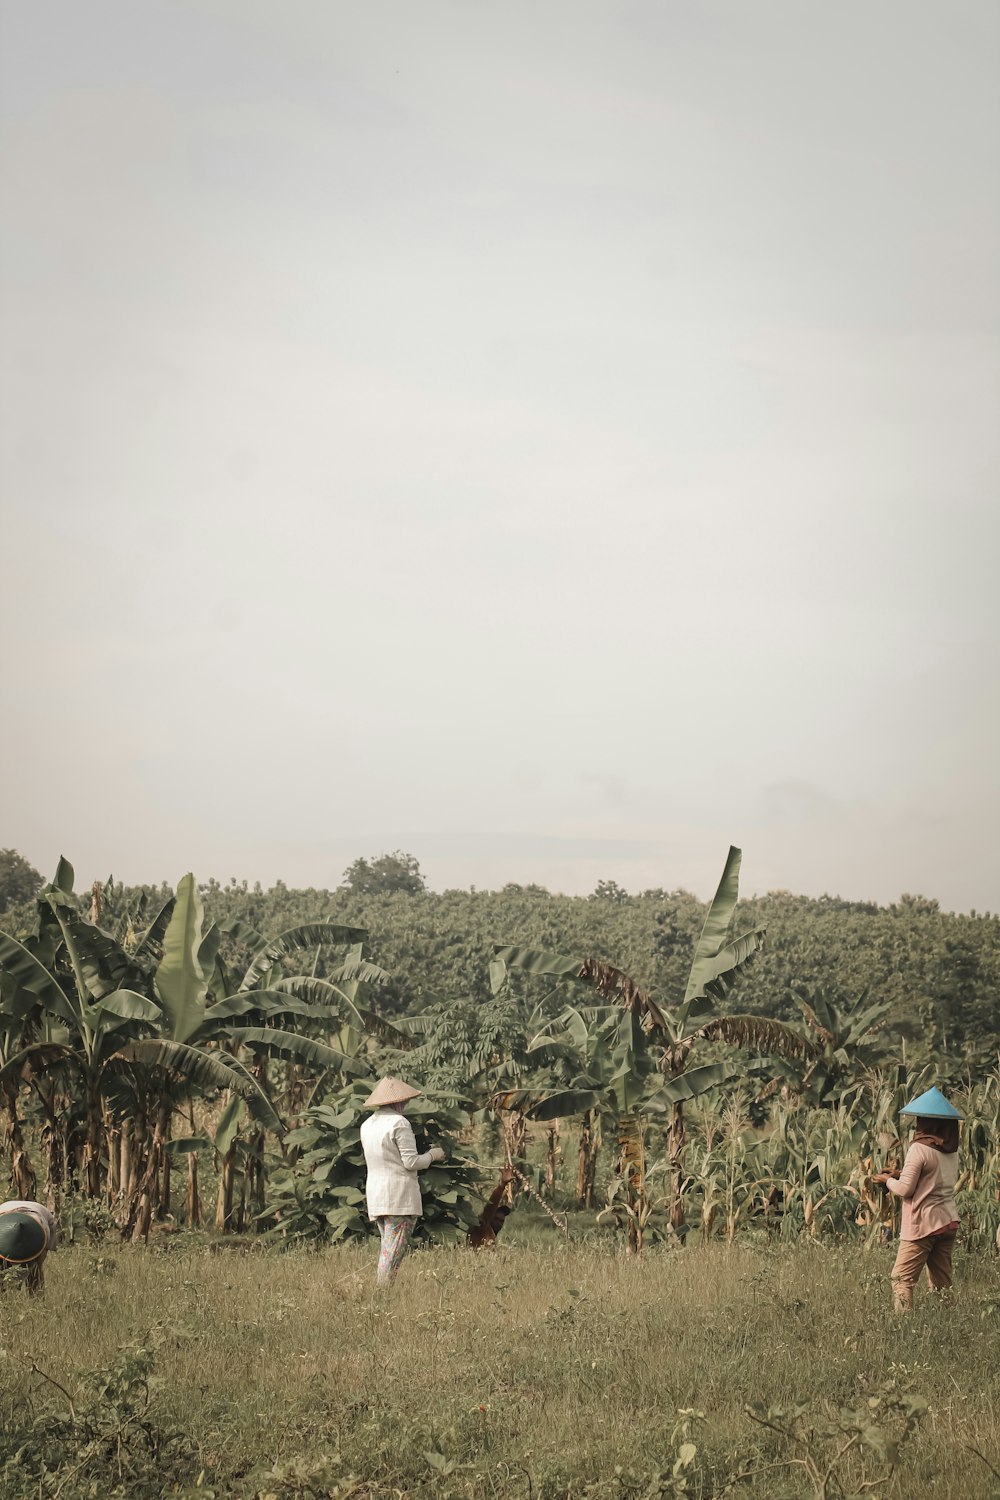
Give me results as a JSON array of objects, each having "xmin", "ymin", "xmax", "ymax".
[{"xmin": 1, "ymin": 1235, "xmax": 999, "ymax": 1498}]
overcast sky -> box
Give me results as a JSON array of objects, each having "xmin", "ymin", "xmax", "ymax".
[{"xmin": 2, "ymin": 1, "xmax": 998, "ymax": 910}]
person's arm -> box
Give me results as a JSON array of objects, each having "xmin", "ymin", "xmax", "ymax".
[
  {"xmin": 392, "ymin": 1117, "xmax": 436, "ymax": 1173},
  {"xmin": 42, "ymin": 1208, "xmax": 58, "ymax": 1251},
  {"xmin": 885, "ymin": 1145, "xmax": 926, "ymax": 1201}
]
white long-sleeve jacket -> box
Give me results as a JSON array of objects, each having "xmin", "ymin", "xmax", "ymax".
[{"xmin": 360, "ymin": 1107, "xmax": 433, "ymax": 1218}]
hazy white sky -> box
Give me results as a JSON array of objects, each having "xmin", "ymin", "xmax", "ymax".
[{"xmin": 2, "ymin": 1, "xmax": 998, "ymax": 909}]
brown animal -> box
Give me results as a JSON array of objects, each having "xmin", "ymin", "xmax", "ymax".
[{"xmin": 468, "ymin": 1168, "xmax": 515, "ymax": 1249}]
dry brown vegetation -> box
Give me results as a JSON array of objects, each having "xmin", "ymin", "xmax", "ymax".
[{"xmin": 1, "ymin": 1238, "xmax": 999, "ymax": 1498}]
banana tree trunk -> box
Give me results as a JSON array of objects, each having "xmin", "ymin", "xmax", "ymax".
[
  {"xmin": 244, "ymin": 1055, "xmax": 268, "ymax": 1221},
  {"xmin": 105, "ymin": 1119, "xmax": 119, "ymax": 1208},
  {"xmin": 544, "ymin": 1120, "xmax": 560, "ymax": 1199},
  {"xmin": 158, "ymin": 1115, "xmax": 172, "ymax": 1219},
  {"xmin": 3, "ymin": 1084, "xmax": 37, "ymax": 1199},
  {"xmin": 668, "ymin": 1100, "xmax": 687, "ymax": 1237},
  {"xmin": 158, "ymin": 1150, "xmax": 171, "ymax": 1218},
  {"xmin": 576, "ymin": 1111, "xmax": 600, "ymax": 1208},
  {"xmin": 186, "ymin": 1150, "xmax": 201, "ymax": 1228},
  {"xmin": 501, "ymin": 1111, "xmax": 528, "ymax": 1177},
  {"xmin": 618, "ymin": 1114, "xmax": 646, "ymax": 1257},
  {"xmin": 119, "ymin": 1124, "xmax": 134, "ymax": 1208},
  {"xmin": 43, "ymin": 1124, "xmax": 66, "ymax": 1214},
  {"xmin": 82, "ymin": 1077, "xmax": 104, "ymax": 1199},
  {"xmin": 235, "ymin": 1162, "xmax": 248, "ymax": 1233},
  {"xmin": 284, "ymin": 1061, "xmax": 307, "ymax": 1118},
  {"xmin": 215, "ymin": 1147, "xmax": 237, "ymax": 1233},
  {"xmin": 244, "ymin": 1130, "xmax": 266, "ymax": 1220},
  {"xmin": 130, "ymin": 1184, "xmax": 153, "ymax": 1242},
  {"xmin": 30, "ymin": 1084, "xmax": 67, "ymax": 1213},
  {"xmin": 130, "ymin": 1099, "xmax": 170, "ymax": 1243}
]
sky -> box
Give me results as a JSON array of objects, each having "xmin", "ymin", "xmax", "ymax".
[{"xmin": 1, "ymin": 1, "xmax": 998, "ymax": 910}]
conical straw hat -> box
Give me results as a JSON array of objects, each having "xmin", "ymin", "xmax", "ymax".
[
  {"xmin": 900, "ymin": 1086, "xmax": 963, "ymax": 1120},
  {"xmin": 0, "ymin": 1210, "xmax": 48, "ymax": 1264},
  {"xmin": 363, "ymin": 1076, "xmax": 422, "ymax": 1109}
]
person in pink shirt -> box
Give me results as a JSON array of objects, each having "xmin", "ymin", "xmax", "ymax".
[{"xmin": 873, "ymin": 1086, "xmax": 962, "ymax": 1312}]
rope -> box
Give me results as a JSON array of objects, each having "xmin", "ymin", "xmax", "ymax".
[
  {"xmin": 497, "ymin": 1113, "xmax": 570, "ymax": 1235},
  {"xmin": 506, "ymin": 1162, "xmax": 570, "ymax": 1236},
  {"xmin": 458, "ymin": 1140, "xmax": 572, "ymax": 1237}
]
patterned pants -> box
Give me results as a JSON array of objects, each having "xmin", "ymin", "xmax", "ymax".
[{"xmin": 375, "ymin": 1215, "xmax": 417, "ymax": 1286}]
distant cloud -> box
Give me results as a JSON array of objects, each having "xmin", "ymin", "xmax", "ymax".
[
  {"xmin": 760, "ymin": 780, "xmax": 842, "ymax": 827},
  {"xmin": 579, "ymin": 771, "xmax": 635, "ymax": 807}
]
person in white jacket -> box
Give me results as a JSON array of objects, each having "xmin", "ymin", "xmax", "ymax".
[{"xmin": 360, "ymin": 1076, "xmax": 444, "ymax": 1285}]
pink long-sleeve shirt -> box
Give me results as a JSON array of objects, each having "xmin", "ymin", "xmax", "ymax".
[{"xmin": 887, "ymin": 1142, "xmax": 959, "ymax": 1240}]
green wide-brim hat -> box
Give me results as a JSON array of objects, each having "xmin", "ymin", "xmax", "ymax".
[
  {"xmin": 900, "ymin": 1086, "xmax": 963, "ymax": 1120},
  {"xmin": 0, "ymin": 1211, "xmax": 47, "ymax": 1264}
]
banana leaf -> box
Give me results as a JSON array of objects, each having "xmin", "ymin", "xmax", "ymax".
[
  {"xmin": 240, "ymin": 923, "xmax": 367, "ymax": 991},
  {"xmin": 682, "ymin": 845, "xmax": 766, "ymax": 1012},
  {"xmin": 225, "ymin": 1027, "xmax": 372, "ymax": 1076},
  {"xmin": 0, "ymin": 933, "xmax": 75, "ymax": 1025},
  {"xmin": 119, "ymin": 1038, "xmax": 282, "ymax": 1131},
  {"xmin": 648, "ymin": 1062, "xmax": 735, "ymax": 1108},
  {"xmin": 489, "ymin": 1086, "xmax": 600, "ymax": 1121},
  {"xmin": 155, "ymin": 875, "xmax": 209, "ymax": 1043}
]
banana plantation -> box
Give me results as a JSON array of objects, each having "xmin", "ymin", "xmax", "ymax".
[{"xmin": 0, "ymin": 850, "xmax": 997, "ymax": 1257}]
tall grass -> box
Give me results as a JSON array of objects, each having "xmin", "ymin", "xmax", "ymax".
[{"xmin": 1, "ymin": 1238, "xmax": 998, "ymax": 1497}]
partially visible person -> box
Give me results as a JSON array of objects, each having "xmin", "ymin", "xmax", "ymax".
[
  {"xmin": 873, "ymin": 1086, "xmax": 961, "ymax": 1313},
  {"xmin": 359, "ymin": 1077, "xmax": 445, "ymax": 1286},
  {"xmin": 0, "ymin": 1199, "xmax": 59, "ymax": 1293}
]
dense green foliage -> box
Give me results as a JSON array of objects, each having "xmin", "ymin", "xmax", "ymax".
[
  {"xmin": 6, "ymin": 852, "xmax": 996, "ymax": 1058},
  {"xmin": 0, "ymin": 848, "xmax": 997, "ymax": 1261},
  {"xmin": 0, "ymin": 849, "xmax": 41, "ymax": 915},
  {"xmin": 164, "ymin": 869, "xmax": 999, "ymax": 1061},
  {"xmin": 263, "ymin": 1085, "xmax": 483, "ymax": 1244}
]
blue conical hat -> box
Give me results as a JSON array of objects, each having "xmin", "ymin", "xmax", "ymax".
[
  {"xmin": 0, "ymin": 1211, "xmax": 47, "ymax": 1264},
  {"xmin": 900, "ymin": 1086, "xmax": 962, "ymax": 1120}
]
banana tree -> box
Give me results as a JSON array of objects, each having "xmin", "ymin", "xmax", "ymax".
[
  {"xmin": 0, "ymin": 863, "xmax": 284, "ymax": 1215},
  {"xmin": 387, "ymin": 983, "xmax": 537, "ymax": 1110},
  {"xmin": 496, "ymin": 1001, "xmax": 658, "ymax": 1212},
  {"xmin": 0, "ymin": 860, "xmax": 169, "ymax": 1197},
  {"xmin": 0, "ymin": 865, "xmax": 179, "ymax": 1208},
  {"xmin": 492, "ymin": 847, "xmax": 817, "ymax": 1236},
  {"xmin": 785, "ymin": 987, "xmax": 900, "ymax": 1105},
  {"xmin": 130, "ymin": 875, "xmax": 372, "ymax": 1235},
  {"xmin": 0, "ymin": 969, "xmax": 43, "ymax": 1197}
]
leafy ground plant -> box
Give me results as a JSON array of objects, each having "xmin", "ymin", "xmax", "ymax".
[
  {"xmin": 743, "ymin": 1374, "xmax": 928, "ymax": 1499},
  {"xmin": 262, "ymin": 1081, "xmax": 486, "ymax": 1243},
  {"xmin": 0, "ymin": 1344, "xmax": 198, "ymax": 1499}
]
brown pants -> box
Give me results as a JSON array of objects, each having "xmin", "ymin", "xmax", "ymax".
[{"xmin": 890, "ymin": 1232, "xmax": 956, "ymax": 1311}]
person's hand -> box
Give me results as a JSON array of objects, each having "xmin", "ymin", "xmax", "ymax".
[
  {"xmin": 872, "ymin": 1171, "xmax": 892, "ymax": 1186},
  {"xmin": 429, "ymin": 1146, "xmax": 446, "ymax": 1163}
]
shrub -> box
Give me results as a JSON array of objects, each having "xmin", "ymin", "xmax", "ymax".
[{"xmin": 261, "ymin": 1082, "xmax": 485, "ymax": 1244}]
